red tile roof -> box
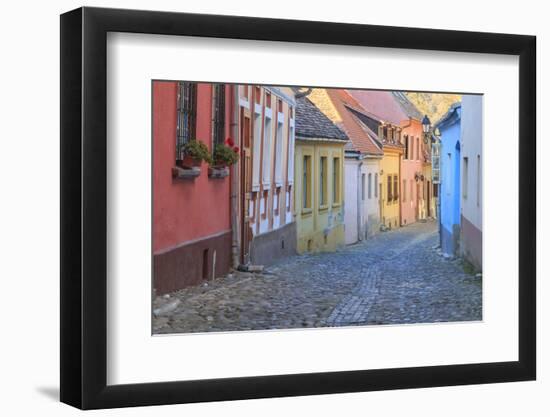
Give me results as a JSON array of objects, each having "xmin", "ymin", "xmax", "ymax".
[
  {"xmin": 347, "ymin": 90, "xmax": 409, "ymax": 126},
  {"xmin": 325, "ymin": 89, "xmax": 383, "ymax": 156}
]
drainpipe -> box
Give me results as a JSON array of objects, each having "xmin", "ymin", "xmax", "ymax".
[
  {"xmin": 230, "ymin": 85, "xmax": 240, "ymax": 269},
  {"xmin": 357, "ymin": 158, "xmax": 363, "ymax": 241},
  {"xmin": 398, "ymin": 150, "xmax": 402, "ymax": 227}
]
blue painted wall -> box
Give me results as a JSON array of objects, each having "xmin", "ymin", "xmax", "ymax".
[{"xmin": 437, "ymin": 104, "xmax": 461, "ymax": 256}]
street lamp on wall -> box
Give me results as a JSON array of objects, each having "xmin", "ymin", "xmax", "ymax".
[{"xmin": 422, "ymin": 115, "xmax": 431, "ymax": 144}]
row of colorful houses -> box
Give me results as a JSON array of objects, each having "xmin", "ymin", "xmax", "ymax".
[
  {"xmin": 306, "ymin": 88, "xmax": 437, "ymax": 244},
  {"xmin": 153, "ymin": 82, "xmax": 299, "ymax": 294},
  {"xmin": 153, "ymin": 82, "xmax": 453, "ymax": 294}
]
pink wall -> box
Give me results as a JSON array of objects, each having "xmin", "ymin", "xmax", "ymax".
[
  {"xmin": 400, "ymin": 119, "xmax": 424, "ymax": 226},
  {"xmin": 153, "ymin": 81, "xmax": 232, "ymax": 253}
]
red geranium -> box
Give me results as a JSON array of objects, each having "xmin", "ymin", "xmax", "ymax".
[
  {"xmin": 233, "ymin": 146, "xmax": 240, "ymax": 153},
  {"xmin": 225, "ymin": 137, "xmax": 235, "ymax": 147}
]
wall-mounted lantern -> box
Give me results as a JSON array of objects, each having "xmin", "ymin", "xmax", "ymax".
[{"xmin": 422, "ymin": 115, "xmax": 431, "ymax": 144}]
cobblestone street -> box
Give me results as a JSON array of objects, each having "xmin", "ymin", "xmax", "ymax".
[{"xmin": 153, "ymin": 220, "xmax": 482, "ymax": 334}]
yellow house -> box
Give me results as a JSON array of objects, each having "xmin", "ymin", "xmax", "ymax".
[
  {"xmin": 422, "ymin": 149, "xmax": 436, "ymax": 219},
  {"xmin": 378, "ymin": 124, "xmax": 404, "ymax": 229},
  {"xmin": 293, "ymin": 92, "xmax": 349, "ymax": 253}
]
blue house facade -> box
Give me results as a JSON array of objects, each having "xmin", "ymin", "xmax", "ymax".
[{"xmin": 436, "ymin": 103, "xmax": 461, "ymax": 256}]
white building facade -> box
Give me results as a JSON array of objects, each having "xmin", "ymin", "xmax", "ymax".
[
  {"xmin": 364, "ymin": 157, "xmax": 382, "ymax": 237},
  {"xmin": 238, "ymin": 85, "xmax": 297, "ymax": 267},
  {"xmin": 344, "ymin": 153, "xmax": 382, "ymax": 244},
  {"xmin": 459, "ymin": 95, "xmax": 483, "ymax": 271}
]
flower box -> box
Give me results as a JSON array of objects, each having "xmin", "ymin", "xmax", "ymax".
[
  {"xmin": 208, "ymin": 166, "xmax": 230, "ymax": 179},
  {"xmin": 179, "ymin": 155, "xmax": 202, "ymax": 169},
  {"xmin": 172, "ymin": 165, "xmax": 201, "ymax": 180}
]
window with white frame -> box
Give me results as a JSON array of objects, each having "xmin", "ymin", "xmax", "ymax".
[
  {"xmin": 274, "ymin": 118, "xmax": 284, "ymax": 185},
  {"xmin": 274, "ymin": 187, "xmax": 280, "ymax": 216},
  {"xmin": 367, "ymin": 173, "xmax": 372, "ymax": 199},
  {"xmin": 261, "ymin": 190, "xmax": 268, "ymax": 219},
  {"xmin": 252, "ymin": 111, "xmax": 262, "ymax": 189},
  {"xmin": 262, "ymin": 115, "xmax": 272, "ymax": 186}
]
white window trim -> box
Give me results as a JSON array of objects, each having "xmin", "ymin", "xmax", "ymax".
[
  {"xmin": 254, "ymin": 103, "xmax": 262, "ymax": 114},
  {"xmin": 275, "ymin": 119, "xmax": 285, "ymax": 187},
  {"xmin": 262, "ymin": 112, "xmax": 273, "ymax": 190},
  {"xmin": 239, "ymin": 98, "xmax": 250, "ymax": 110},
  {"xmin": 251, "ymin": 109, "xmax": 262, "ymax": 192}
]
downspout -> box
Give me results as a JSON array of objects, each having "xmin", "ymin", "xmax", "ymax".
[
  {"xmin": 436, "ymin": 136, "xmax": 442, "ymax": 247},
  {"xmin": 357, "ymin": 158, "xmax": 363, "ymax": 241},
  {"xmin": 230, "ymin": 85, "xmax": 240, "ymax": 269},
  {"xmin": 398, "ymin": 150, "xmax": 402, "ymax": 227}
]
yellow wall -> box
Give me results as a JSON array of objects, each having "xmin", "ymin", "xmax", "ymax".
[
  {"xmin": 423, "ymin": 163, "xmax": 436, "ymax": 218},
  {"xmin": 380, "ymin": 148, "xmax": 402, "ymax": 229},
  {"xmin": 295, "ymin": 139, "xmax": 346, "ymax": 253}
]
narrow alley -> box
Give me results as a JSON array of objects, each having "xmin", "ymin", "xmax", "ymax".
[{"xmin": 153, "ymin": 220, "xmax": 482, "ymax": 334}]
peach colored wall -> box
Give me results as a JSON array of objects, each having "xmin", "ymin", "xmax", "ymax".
[
  {"xmin": 153, "ymin": 81, "xmax": 231, "ymax": 253},
  {"xmin": 400, "ymin": 119, "xmax": 424, "ymax": 226}
]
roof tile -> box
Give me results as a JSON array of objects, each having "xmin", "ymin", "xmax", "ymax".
[
  {"xmin": 323, "ymin": 89, "xmax": 384, "ymax": 156},
  {"xmin": 347, "ymin": 90, "xmax": 409, "ymax": 125},
  {"xmin": 294, "ymin": 95, "xmax": 348, "ymax": 141}
]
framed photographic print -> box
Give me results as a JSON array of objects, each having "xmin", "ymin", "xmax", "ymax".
[{"xmin": 60, "ymin": 6, "xmax": 536, "ymax": 409}]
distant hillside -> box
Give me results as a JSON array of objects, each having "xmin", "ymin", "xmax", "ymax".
[{"xmin": 404, "ymin": 92, "xmax": 461, "ymax": 124}]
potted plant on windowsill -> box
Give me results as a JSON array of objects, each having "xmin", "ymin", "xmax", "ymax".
[
  {"xmin": 173, "ymin": 139, "xmax": 212, "ymax": 179},
  {"xmin": 209, "ymin": 138, "xmax": 239, "ymax": 178},
  {"xmin": 179, "ymin": 140, "xmax": 212, "ymax": 168}
]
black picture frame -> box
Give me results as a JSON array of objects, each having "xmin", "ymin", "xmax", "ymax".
[{"xmin": 60, "ymin": 6, "xmax": 536, "ymax": 410}]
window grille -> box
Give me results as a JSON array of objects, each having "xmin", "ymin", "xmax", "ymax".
[
  {"xmin": 212, "ymin": 84, "xmax": 226, "ymax": 147},
  {"xmin": 176, "ymin": 82, "xmax": 197, "ymax": 161}
]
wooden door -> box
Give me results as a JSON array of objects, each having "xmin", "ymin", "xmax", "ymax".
[
  {"xmin": 416, "ymin": 183, "xmax": 420, "ymax": 220},
  {"xmin": 240, "ymin": 108, "xmax": 253, "ymax": 265},
  {"xmin": 379, "ymin": 183, "xmax": 383, "ymax": 224},
  {"xmin": 427, "ymin": 180, "xmax": 431, "ymax": 217}
]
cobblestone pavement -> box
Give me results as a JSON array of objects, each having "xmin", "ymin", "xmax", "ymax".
[{"xmin": 153, "ymin": 220, "xmax": 482, "ymax": 334}]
